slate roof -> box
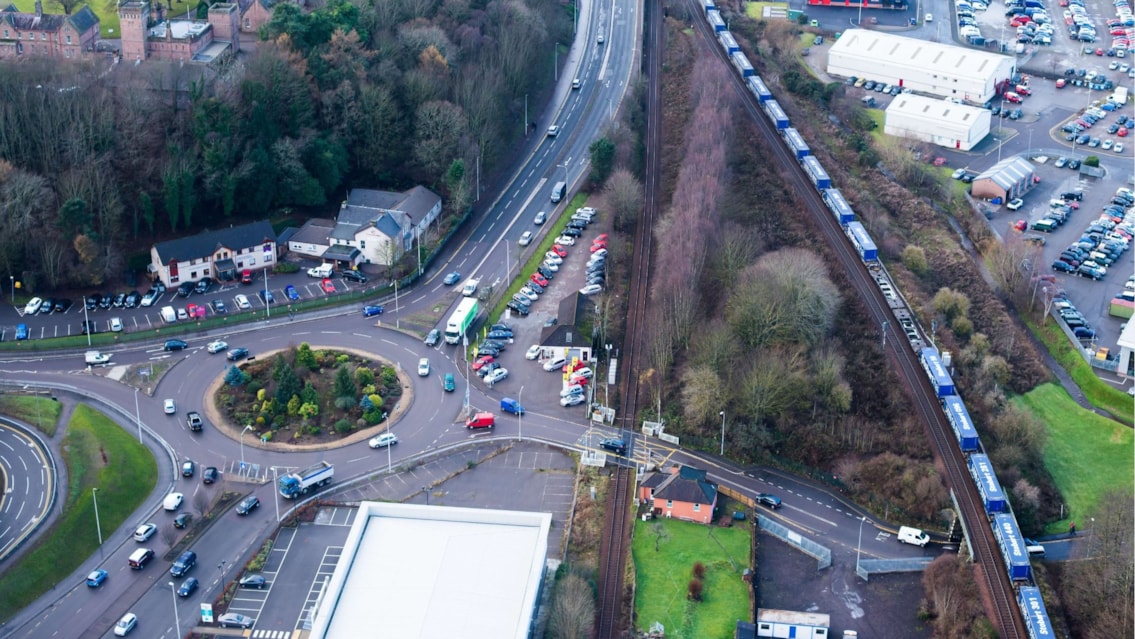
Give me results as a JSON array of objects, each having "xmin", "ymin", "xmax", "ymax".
[
  {"xmin": 974, "ymin": 156, "xmax": 1034, "ymax": 191},
  {"xmin": 347, "ymin": 186, "xmax": 440, "ymax": 224},
  {"xmin": 652, "ymin": 466, "xmax": 717, "ymax": 506},
  {"xmin": 539, "ymin": 293, "xmax": 591, "ymax": 346},
  {"xmin": 153, "ymin": 220, "xmax": 276, "ymax": 264},
  {"xmin": 640, "ymin": 472, "xmax": 667, "ymax": 492},
  {"xmin": 0, "ymin": 4, "xmax": 98, "ymax": 33},
  {"xmin": 292, "ymin": 218, "xmax": 335, "ymax": 245},
  {"xmin": 236, "ymin": 0, "xmax": 276, "ymax": 15}
]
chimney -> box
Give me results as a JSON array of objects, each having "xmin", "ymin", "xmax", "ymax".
[{"xmin": 34, "ymin": 0, "xmax": 42, "ymax": 16}]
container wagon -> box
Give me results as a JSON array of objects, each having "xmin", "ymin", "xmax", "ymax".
[
  {"xmin": 782, "ymin": 128, "xmax": 811, "ymax": 159},
  {"xmin": 762, "ymin": 100, "xmax": 790, "ymax": 129},
  {"xmin": 731, "ymin": 51, "xmax": 755, "ymax": 77},
  {"xmin": 844, "ymin": 221, "xmax": 877, "ymax": 262},
  {"xmin": 992, "ymin": 513, "xmax": 1031, "ymax": 582},
  {"xmin": 703, "ymin": 0, "xmax": 716, "ymax": 13},
  {"xmin": 707, "ymin": 9, "xmax": 726, "ymax": 32},
  {"xmin": 801, "ymin": 155, "xmax": 831, "ymax": 189},
  {"xmin": 1017, "ymin": 587, "xmax": 1056, "ymax": 639},
  {"xmin": 968, "ymin": 453, "xmax": 1007, "ymax": 515},
  {"xmin": 822, "ymin": 188, "xmax": 855, "ymax": 226},
  {"xmin": 942, "ymin": 395, "xmax": 979, "ymax": 452},
  {"xmin": 718, "ymin": 31, "xmax": 740, "ymax": 55},
  {"xmin": 747, "ymin": 76, "xmax": 772, "ymax": 103},
  {"xmin": 918, "ymin": 347, "xmax": 955, "ymax": 397}
]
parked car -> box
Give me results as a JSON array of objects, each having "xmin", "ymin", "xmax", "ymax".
[
  {"xmin": 341, "ymin": 270, "xmax": 368, "ymax": 283},
  {"xmin": 285, "ymin": 285, "xmax": 300, "ymax": 301}
]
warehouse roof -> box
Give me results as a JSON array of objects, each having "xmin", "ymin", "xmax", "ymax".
[
  {"xmin": 829, "ymin": 29, "xmax": 1012, "ymax": 84},
  {"xmin": 974, "ymin": 156, "xmax": 1034, "ymax": 190},
  {"xmin": 309, "ymin": 503, "xmax": 551, "ymax": 639},
  {"xmin": 885, "ymin": 94, "xmax": 988, "ymax": 129}
]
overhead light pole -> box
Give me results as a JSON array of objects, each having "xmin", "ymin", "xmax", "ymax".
[
  {"xmin": 422, "ymin": 486, "xmax": 429, "ymax": 506},
  {"xmin": 857, "ymin": 515, "xmax": 867, "ymax": 572},
  {"xmin": 240, "ymin": 424, "xmax": 254, "ymax": 469},
  {"xmin": 134, "ymin": 387, "xmax": 142, "ymax": 444},
  {"xmin": 168, "ymin": 582, "xmax": 182, "ymax": 638},
  {"xmin": 518, "ymin": 386, "xmax": 524, "ymax": 442},
  {"xmin": 719, "ymin": 411, "xmax": 726, "ymax": 457},
  {"xmin": 92, "ymin": 487, "xmax": 102, "ymax": 546}
]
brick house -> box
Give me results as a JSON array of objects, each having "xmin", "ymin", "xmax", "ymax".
[
  {"xmin": 150, "ymin": 220, "xmax": 277, "ymax": 287},
  {"xmin": 0, "ymin": 1, "xmax": 99, "ymax": 59},
  {"xmin": 118, "ymin": 0, "xmax": 240, "ymax": 64},
  {"xmin": 638, "ymin": 466, "xmax": 719, "ymax": 525}
]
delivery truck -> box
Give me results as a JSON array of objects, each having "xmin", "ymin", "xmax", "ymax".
[{"xmin": 279, "ymin": 461, "xmax": 334, "ymax": 498}]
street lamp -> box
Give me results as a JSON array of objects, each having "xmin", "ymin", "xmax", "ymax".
[
  {"xmin": 240, "ymin": 424, "xmax": 254, "ymax": 469},
  {"xmin": 217, "ymin": 560, "xmax": 226, "ymax": 584},
  {"xmin": 8, "ymin": 275, "xmax": 13, "ymax": 304},
  {"xmin": 168, "ymin": 582, "xmax": 182, "ymax": 638},
  {"xmin": 422, "ymin": 486, "xmax": 429, "ymax": 506},
  {"xmin": 92, "ymin": 487, "xmax": 102, "ymax": 546},
  {"xmin": 518, "ymin": 386, "xmax": 524, "ymax": 442},
  {"xmin": 856, "ymin": 515, "xmax": 867, "ymax": 572},
  {"xmin": 134, "ymin": 387, "xmax": 142, "ymax": 444},
  {"xmin": 719, "ymin": 411, "xmax": 726, "ymax": 457},
  {"xmin": 604, "ymin": 344, "xmax": 612, "ymax": 408}
]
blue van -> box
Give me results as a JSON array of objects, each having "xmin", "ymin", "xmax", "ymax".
[
  {"xmin": 15, "ymin": 324, "xmax": 27, "ymax": 340},
  {"xmin": 500, "ymin": 398, "xmax": 525, "ymax": 415}
]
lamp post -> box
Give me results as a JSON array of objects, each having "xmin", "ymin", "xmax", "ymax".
[
  {"xmin": 518, "ymin": 386, "xmax": 524, "ymax": 442},
  {"xmin": 240, "ymin": 424, "xmax": 253, "ymax": 469},
  {"xmin": 9, "ymin": 275, "xmax": 13, "ymax": 304},
  {"xmin": 719, "ymin": 411, "xmax": 726, "ymax": 457},
  {"xmin": 856, "ymin": 515, "xmax": 867, "ymax": 572},
  {"xmin": 82, "ymin": 301, "xmax": 92, "ymax": 347},
  {"xmin": 263, "ymin": 268, "xmax": 270, "ymax": 319},
  {"xmin": 422, "ymin": 486, "xmax": 429, "ymax": 506},
  {"xmin": 92, "ymin": 487, "xmax": 102, "ymax": 546},
  {"xmin": 271, "ymin": 468, "xmax": 281, "ymax": 523},
  {"xmin": 604, "ymin": 344, "xmax": 612, "ymax": 408},
  {"xmin": 168, "ymin": 582, "xmax": 182, "ymax": 638},
  {"xmin": 134, "ymin": 387, "xmax": 142, "ymax": 444}
]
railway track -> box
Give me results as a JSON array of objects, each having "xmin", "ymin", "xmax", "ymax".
[
  {"xmin": 594, "ymin": 1, "xmax": 667, "ymax": 637},
  {"xmin": 682, "ymin": 2, "xmax": 1025, "ymax": 636}
]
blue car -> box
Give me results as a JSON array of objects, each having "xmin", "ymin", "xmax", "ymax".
[
  {"xmin": 15, "ymin": 323, "xmax": 27, "ymax": 340},
  {"xmin": 284, "ymin": 285, "xmax": 300, "ymax": 301},
  {"xmin": 86, "ymin": 569, "xmax": 108, "ymax": 588},
  {"xmin": 443, "ymin": 272, "xmax": 461, "ymax": 286},
  {"xmin": 362, "ymin": 305, "xmax": 384, "ymax": 317}
]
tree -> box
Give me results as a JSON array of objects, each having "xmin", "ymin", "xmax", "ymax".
[
  {"xmin": 920, "ymin": 554, "xmax": 982, "ymax": 638},
  {"xmin": 680, "ymin": 365, "xmax": 725, "ymax": 434},
  {"xmin": 546, "ymin": 571, "xmax": 595, "ymax": 639},
  {"xmin": 275, "ymin": 365, "xmax": 302, "ymax": 404},
  {"xmin": 603, "ymin": 168, "xmax": 642, "ymax": 232},
  {"xmin": 413, "ymin": 100, "xmax": 468, "ymax": 180},
  {"xmin": 587, "ymin": 137, "xmax": 616, "ymax": 187},
  {"xmin": 296, "ymin": 343, "xmax": 318, "ymax": 370},
  {"xmin": 1060, "ymin": 490, "xmax": 1134, "ymax": 639},
  {"xmin": 225, "ymin": 365, "xmax": 246, "ymax": 387},
  {"xmin": 333, "ymin": 365, "xmax": 357, "ymax": 399}
]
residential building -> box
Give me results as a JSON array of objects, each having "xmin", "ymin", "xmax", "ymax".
[
  {"xmin": 235, "ymin": 0, "xmax": 288, "ymax": 33},
  {"xmin": 119, "ymin": 0, "xmax": 239, "ymax": 64},
  {"xmin": 0, "ymin": 1, "xmax": 99, "ymax": 59},
  {"xmin": 149, "ymin": 220, "xmax": 277, "ymax": 287},
  {"xmin": 637, "ymin": 466, "xmax": 719, "ymax": 525},
  {"xmin": 538, "ymin": 293, "xmax": 596, "ymax": 363}
]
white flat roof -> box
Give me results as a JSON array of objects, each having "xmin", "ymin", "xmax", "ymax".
[
  {"xmin": 829, "ymin": 29, "xmax": 1012, "ymax": 84},
  {"xmin": 886, "ymin": 94, "xmax": 988, "ymax": 129},
  {"xmin": 309, "ymin": 502, "xmax": 551, "ymax": 639}
]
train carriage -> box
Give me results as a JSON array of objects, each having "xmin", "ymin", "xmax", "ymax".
[
  {"xmin": 718, "ymin": 30, "xmax": 740, "ymax": 55},
  {"xmin": 943, "ymin": 395, "xmax": 979, "ymax": 452},
  {"xmin": 707, "ymin": 10, "xmax": 726, "ymax": 32},
  {"xmin": 801, "ymin": 155, "xmax": 830, "ymax": 189},
  {"xmin": 1018, "ymin": 587, "xmax": 1056, "ymax": 639},
  {"xmin": 782, "ymin": 128, "xmax": 810, "ymax": 159},
  {"xmin": 845, "ymin": 221, "xmax": 877, "ymax": 262},
  {"xmin": 918, "ymin": 347, "xmax": 954, "ymax": 397},
  {"xmin": 730, "ymin": 51, "xmax": 755, "ymax": 77},
  {"xmin": 762, "ymin": 100, "xmax": 790, "ymax": 129},
  {"xmin": 992, "ymin": 513, "xmax": 1032, "ymax": 582},
  {"xmin": 746, "ymin": 76, "xmax": 772, "ymax": 103},
  {"xmin": 822, "ymin": 188, "xmax": 855, "ymax": 226},
  {"xmin": 704, "ymin": 0, "xmax": 716, "ymax": 13},
  {"xmin": 968, "ymin": 453, "xmax": 1006, "ymax": 515}
]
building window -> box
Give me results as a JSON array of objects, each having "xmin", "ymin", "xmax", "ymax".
[
  {"xmin": 360, "ymin": 241, "xmax": 366, "ymax": 249},
  {"xmin": 66, "ymin": 35, "xmax": 71, "ymax": 44},
  {"xmin": 693, "ymin": 503, "xmax": 700, "ymax": 512},
  {"xmin": 666, "ymin": 500, "xmax": 673, "ymax": 509}
]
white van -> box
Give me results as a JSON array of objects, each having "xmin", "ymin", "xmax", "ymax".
[
  {"xmin": 307, "ymin": 263, "xmax": 334, "ymax": 278},
  {"xmin": 898, "ymin": 526, "xmax": 930, "ymax": 547},
  {"xmin": 160, "ymin": 306, "xmax": 177, "ymax": 323}
]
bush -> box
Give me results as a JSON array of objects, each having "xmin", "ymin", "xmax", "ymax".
[
  {"xmin": 688, "ymin": 578, "xmax": 703, "ymax": 601},
  {"xmin": 902, "ymin": 245, "xmax": 929, "ymax": 277},
  {"xmin": 1083, "ymin": 155, "xmax": 1100, "ymax": 167},
  {"xmin": 334, "ymin": 419, "xmax": 352, "ymax": 435}
]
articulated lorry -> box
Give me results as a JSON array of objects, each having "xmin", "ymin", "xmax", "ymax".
[
  {"xmin": 444, "ymin": 297, "xmax": 479, "ymax": 345},
  {"xmin": 279, "ymin": 461, "xmax": 333, "ymax": 498}
]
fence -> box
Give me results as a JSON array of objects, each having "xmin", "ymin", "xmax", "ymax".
[
  {"xmin": 855, "ymin": 557, "xmax": 934, "ymax": 581},
  {"xmin": 757, "ymin": 514, "xmax": 832, "ymax": 570}
]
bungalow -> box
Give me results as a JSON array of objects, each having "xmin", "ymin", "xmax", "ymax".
[
  {"xmin": 536, "ymin": 292, "xmax": 596, "ymax": 362},
  {"xmin": 150, "ymin": 220, "xmax": 277, "ymax": 287},
  {"xmin": 638, "ymin": 466, "xmax": 719, "ymax": 525}
]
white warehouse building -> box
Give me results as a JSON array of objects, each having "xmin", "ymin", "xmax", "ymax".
[
  {"xmin": 884, "ymin": 94, "xmax": 992, "ymax": 151},
  {"xmin": 827, "ymin": 29, "xmax": 1015, "ymax": 104}
]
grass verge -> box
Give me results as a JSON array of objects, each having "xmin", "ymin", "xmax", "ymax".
[
  {"xmin": 1025, "ymin": 315, "xmax": 1133, "ymax": 425},
  {"xmin": 0, "ymin": 404, "xmax": 156, "ymax": 619},
  {"xmin": 1014, "ymin": 382, "xmax": 1133, "ymax": 535},
  {"xmin": 0, "ymin": 396, "xmax": 63, "ymax": 437},
  {"xmin": 632, "ymin": 518, "xmax": 751, "ymax": 639}
]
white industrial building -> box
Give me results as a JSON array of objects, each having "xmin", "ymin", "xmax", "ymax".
[
  {"xmin": 1115, "ymin": 318, "xmax": 1135, "ymax": 379},
  {"xmin": 308, "ymin": 502, "xmax": 552, "ymax": 639},
  {"xmin": 884, "ymin": 94, "xmax": 992, "ymax": 151},
  {"xmin": 827, "ymin": 29, "xmax": 1015, "ymax": 104}
]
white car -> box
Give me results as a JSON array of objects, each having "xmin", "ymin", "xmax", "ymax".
[
  {"xmin": 569, "ymin": 367, "xmax": 594, "ymax": 381},
  {"xmin": 1115, "ymin": 142, "xmax": 1125, "ymax": 153},
  {"xmin": 113, "ymin": 613, "xmax": 137, "ymax": 636},
  {"xmin": 525, "ymin": 345, "xmax": 541, "ymax": 360},
  {"xmin": 519, "ymin": 231, "xmax": 533, "ymax": 246},
  {"xmin": 110, "ymin": 317, "xmax": 123, "ymax": 332},
  {"xmin": 176, "ymin": 308, "xmax": 189, "ymax": 321},
  {"xmin": 417, "ymin": 358, "xmax": 430, "ymax": 377},
  {"xmin": 485, "ymin": 367, "xmax": 509, "ymax": 386},
  {"xmin": 560, "ymin": 394, "xmax": 585, "ymax": 407},
  {"xmin": 163, "ymin": 492, "xmax": 184, "ymax": 511},
  {"xmin": 133, "ymin": 523, "xmax": 157, "ymax": 542},
  {"xmin": 555, "ymin": 235, "xmax": 576, "ymax": 246},
  {"xmin": 924, "ymin": 12, "xmax": 932, "ymax": 21},
  {"xmin": 368, "ymin": 432, "xmax": 399, "ymax": 448},
  {"xmin": 544, "ymin": 252, "xmax": 563, "ymax": 264},
  {"xmin": 560, "ymin": 384, "xmax": 585, "ymax": 398},
  {"xmin": 234, "ymin": 294, "xmax": 252, "ymax": 310},
  {"xmin": 543, "ymin": 357, "xmax": 567, "ymax": 372},
  {"xmin": 518, "ymin": 287, "xmax": 539, "ymax": 301},
  {"xmin": 579, "ymin": 284, "xmax": 604, "ymax": 296},
  {"xmin": 1006, "ymin": 198, "xmax": 1024, "ymax": 211},
  {"xmin": 23, "ymin": 297, "xmax": 43, "ymax": 315},
  {"xmin": 591, "ymin": 248, "xmax": 608, "ymax": 259},
  {"xmin": 541, "ymin": 260, "xmax": 559, "ymax": 272},
  {"xmin": 163, "ymin": 399, "xmax": 176, "ymax": 414},
  {"xmin": 207, "ymin": 340, "xmax": 228, "ymax": 354},
  {"xmin": 546, "ymin": 125, "xmax": 560, "ymax": 137}
]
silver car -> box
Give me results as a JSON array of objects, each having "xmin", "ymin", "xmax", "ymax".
[{"xmin": 218, "ymin": 613, "xmax": 254, "ymax": 629}]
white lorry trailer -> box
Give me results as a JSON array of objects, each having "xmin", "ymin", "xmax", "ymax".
[{"xmin": 278, "ymin": 461, "xmax": 333, "ymax": 498}]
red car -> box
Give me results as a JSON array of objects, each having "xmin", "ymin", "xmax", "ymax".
[
  {"xmin": 530, "ymin": 273, "xmax": 549, "ymax": 287},
  {"xmin": 590, "ymin": 242, "xmax": 607, "ymax": 253},
  {"xmin": 594, "ymin": 233, "xmax": 609, "ymax": 242},
  {"xmin": 472, "ymin": 355, "xmax": 494, "ymax": 371},
  {"xmin": 550, "ymin": 244, "xmax": 568, "ymax": 258},
  {"xmin": 1013, "ymin": 219, "xmax": 1027, "ymax": 231},
  {"xmin": 320, "ymin": 278, "xmax": 335, "ymax": 294},
  {"xmin": 1119, "ymin": 127, "xmax": 1129, "ymax": 137}
]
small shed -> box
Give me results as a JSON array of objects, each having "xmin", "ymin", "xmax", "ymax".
[
  {"xmin": 756, "ymin": 609, "xmax": 831, "ymax": 638},
  {"xmin": 970, "ymin": 156, "xmax": 1035, "ymax": 201}
]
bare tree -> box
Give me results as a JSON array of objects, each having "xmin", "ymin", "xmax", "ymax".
[
  {"xmin": 680, "ymin": 365, "xmax": 726, "ymax": 435},
  {"xmin": 603, "ymin": 168, "xmax": 642, "ymax": 232},
  {"xmin": 546, "ymin": 571, "xmax": 595, "ymax": 639},
  {"xmin": 193, "ymin": 489, "xmax": 209, "ymax": 517}
]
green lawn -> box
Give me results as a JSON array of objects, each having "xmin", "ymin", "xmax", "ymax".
[
  {"xmin": 1014, "ymin": 383, "xmax": 1134, "ymax": 535},
  {"xmin": 0, "ymin": 404, "xmax": 156, "ymax": 619},
  {"xmin": 0, "ymin": 396, "xmax": 62, "ymax": 437},
  {"xmin": 633, "ymin": 518, "xmax": 752, "ymax": 639},
  {"xmin": 1025, "ymin": 316, "xmax": 1133, "ymax": 425}
]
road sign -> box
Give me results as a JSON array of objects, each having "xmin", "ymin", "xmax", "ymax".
[{"xmin": 200, "ymin": 603, "xmax": 214, "ymax": 623}]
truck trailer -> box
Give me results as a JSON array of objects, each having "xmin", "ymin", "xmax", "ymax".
[
  {"xmin": 279, "ymin": 461, "xmax": 333, "ymax": 499},
  {"xmin": 445, "ymin": 297, "xmax": 480, "ymax": 345}
]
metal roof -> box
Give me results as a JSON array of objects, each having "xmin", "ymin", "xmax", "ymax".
[
  {"xmin": 974, "ymin": 156, "xmax": 1034, "ymax": 191},
  {"xmin": 828, "ymin": 29, "xmax": 1012, "ymax": 84}
]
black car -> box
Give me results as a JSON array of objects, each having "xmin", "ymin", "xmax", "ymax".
[
  {"xmin": 98, "ymin": 293, "xmax": 113, "ymax": 309},
  {"xmin": 424, "ymin": 329, "xmax": 441, "ymax": 347},
  {"xmin": 1067, "ymin": 159, "xmax": 1081, "ymax": 170},
  {"xmin": 599, "ymin": 438, "xmax": 627, "ymax": 455},
  {"xmin": 38, "ymin": 297, "xmax": 55, "ymax": 314},
  {"xmin": 561, "ymin": 227, "xmax": 582, "ymax": 238},
  {"xmin": 506, "ymin": 301, "xmax": 529, "ymax": 316},
  {"xmin": 536, "ymin": 266, "xmax": 555, "ymax": 280},
  {"xmin": 124, "ymin": 291, "xmax": 142, "ymax": 308},
  {"xmin": 259, "ymin": 290, "xmax": 276, "ymax": 305},
  {"xmin": 566, "ymin": 220, "xmax": 587, "ymax": 230},
  {"xmin": 587, "ymin": 275, "xmax": 606, "ymax": 286},
  {"xmin": 211, "ymin": 299, "xmax": 227, "ymax": 314},
  {"xmin": 236, "ymin": 495, "xmax": 260, "ymax": 515},
  {"xmin": 1061, "ymin": 191, "xmax": 1084, "ymax": 201},
  {"xmin": 203, "ymin": 467, "xmax": 218, "ymax": 484},
  {"xmin": 240, "ymin": 575, "xmax": 267, "ymax": 589},
  {"xmin": 477, "ymin": 346, "xmax": 500, "ymax": 358},
  {"xmin": 527, "ymin": 281, "xmax": 545, "ymax": 294},
  {"xmin": 112, "ymin": 292, "xmax": 126, "ymax": 308},
  {"xmin": 177, "ymin": 282, "xmax": 194, "ymax": 297},
  {"xmin": 341, "ymin": 270, "xmax": 368, "ymax": 283},
  {"xmin": 490, "ymin": 323, "xmax": 512, "ymax": 333},
  {"xmin": 173, "ymin": 512, "xmax": 192, "ymax": 529},
  {"xmin": 477, "ymin": 362, "xmax": 499, "ymax": 377},
  {"xmin": 227, "ymin": 348, "xmax": 250, "ymax": 362},
  {"xmin": 756, "ymin": 493, "xmax": 782, "ymax": 509},
  {"xmin": 543, "ymin": 317, "xmax": 558, "ymax": 327},
  {"xmin": 195, "ymin": 277, "xmax": 213, "ymax": 294},
  {"xmin": 54, "ymin": 298, "xmax": 72, "ymax": 313},
  {"xmin": 487, "ymin": 330, "xmax": 513, "ymax": 340},
  {"xmin": 164, "ymin": 339, "xmax": 189, "ymax": 351},
  {"xmin": 1052, "ymin": 260, "xmax": 1076, "ymax": 273},
  {"xmin": 177, "ymin": 577, "xmax": 199, "ymax": 597},
  {"xmin": 85, "ymin": 294, "xmax": 99, "ymax": 310},
  {"xmin": 81, "ymin": 320, "xmax": 98, "ymax": 335},
  {"xmin": 482, "ymin": 339, "xmax": 506, "ymax": 351}
]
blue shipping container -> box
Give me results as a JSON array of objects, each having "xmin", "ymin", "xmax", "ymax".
[
  {"xmin": 801, "ymin": 155, "xmax": 830, "ymax": 189},
  {"xmin": 1018, "ymin": 587, "xmax": 1056, "ymax": 639},
  {"xmin": 943, "ymin": 395, "xmax": 980, "ymax": 452},
  {"xmin": 731, "ymin": 51, "xmax": 755, "ymax": 77},
  {"xmin": 992, "ymin": 513, "xmax": 1032, "ymax": 581},
  {"xmin": 822, "ymin": 189, "xmax": 855, "ymax": 226},
  {"xmin": 968, "ymin": 453, "xmax": 1007, "ymax": 515},
  {"xmin": 707, "ymin": 10, "xmax": 726, "ymax": 32},
  {"xmin": 704, "ymin": 0, "xmax": 716, "ymax": 13},
  {"xmin": 845, "ymin": 221, "xmax": 878, "ymax": 262},
  {"xmin": 763, "ymin": 100, "xmax": 789, "ymax": 129},
  {"xmin": 718, "ymin": 31, "xmax": 740, "ymax": 55},
  {"xmin": 782, "ymin": 128, "xmax": 810, "ymax": 159},
  {"xmin": 747, "ymin": 76, "xmax": 772, "ymax": 103},
  {"xmin": 919, "ymin": 347, "xmax": 955, "ymax": 397}
]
